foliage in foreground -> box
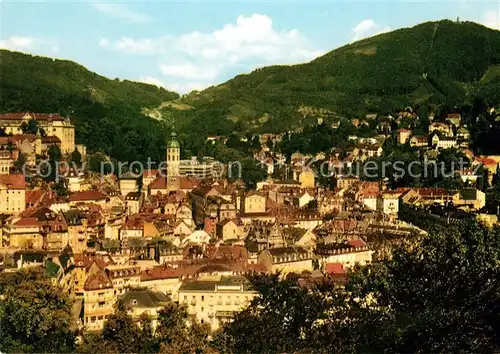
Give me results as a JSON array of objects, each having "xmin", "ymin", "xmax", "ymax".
[
  {"xmin": 0, "ymin": 268, "xmax": 77, "ymax": 353},
  {"xmin": 2, "ymin": 219, "xmax": 500, "ymax": 353},
  {"xmin": 217, "ymin": 219, "xmax": 500, "ymax": 353}
]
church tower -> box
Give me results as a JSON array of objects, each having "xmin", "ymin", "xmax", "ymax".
[{"xmin": 166, "ymin": 130, "xmax": 180, "ymax": 191}]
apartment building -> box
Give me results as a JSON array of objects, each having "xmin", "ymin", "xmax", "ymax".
[
  {"xmin": 178, "ymin": 275, "xmax": 257, "ymax": 331},
  {"xmin": 0, "ymin": 174, "xmax": 26, "ymax": 214},
  {"xmin": 0, "ymin": 112, "xmax": 75, "ymax": 154}
]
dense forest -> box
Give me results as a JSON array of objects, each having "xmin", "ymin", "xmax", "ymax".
[
  {"xmin": 183, "ymin": 20, "xmax": 500, "ymax": 133},
  {"xmin": 0, "ymin": 50, "xmax": 179, "ymax": 163}
]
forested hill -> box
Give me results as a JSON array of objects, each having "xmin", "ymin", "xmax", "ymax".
[
  {"xmin": 0, "ymin": 50, "xmax": 179, "ymax": 162},
  {"xmin": 182, "ymin": 20, "xmax": 500, "ymax": 133},
  {"xmin": 1, "ymin": 20, "xmax": 499, "ymax": 162}
]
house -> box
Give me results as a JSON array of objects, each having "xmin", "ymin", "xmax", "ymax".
[
  {"xmin": 377, "ymin": 191, "xmax": 401, "ymax": 214},
  {"xmin": 181, "ymin": 230, "xmax": 211, "ymax": 247},
  {"xmin": 178, "ymin": 275, "xmax": 257, "ymax": 331},
  {"xmin": 358, "ymin": 190, "xmax": 378, "ymax": 210},
  {"xmin": 142, "ymin": 169, "xmax": 159, "ymax": 190},
  {"xmin": 453, "ymin": 189, "xmax": 486, "ymax": 210},
  {"xmin": 429, "ymin": 122, "xmax": 452, "ymax": 137},
  {"xmin": 258, "ymin": 247, "xmax": 313, "ymax": 274},
  {"xmin": 0, "ymin": 174, "xmax": 26, "ymax": 214},
  {"xmin": 293, "ymin": 190, "xmax": 315, "ymax": 208},
  {"xmin": 119, "ymin": 173, "xmax": 139, "ymax": 197},
  {"xmin": 432, "ymin": 135, "xmax": 457, "ymax": 149},
  {"xmin": 445, "ymin": 113, "xmax": 462, "ymax": 127},
  {"xmin": 410, "ymin": 135, "xmax": 428, "ymax": 148},
  {"xmin": 105, "ymin": 264, "xmax": 142, "ymax": 296},
  {"xmin": 456, "ymin": 169, "xmax": 480, "ymax": 185},
  {"xmin": 66, "ymin": 169, "xmax": 87, "ymax": 193},
  {"xmin": 121, "ymin": 289, "xmax": 170, "ymax": 330},
  {"xmin": 298, "ymin": 169, "xmax": 315, "ymax": 188},
  {"xmin": 396, "ymin": 129, "xmax": 412, "ymax": 145},
  {"xmin": 125, "ymin": 192, "xmax": 143, "ymax": 215},
  {"xmin": 336, "ymin": 176, "xmax": 359, "ymax": 189},
  {"xmin": 364, "ymin": 146, "xmax": 383, "ymax": 158},
  {"xmin": 69, "ymin": 191, "xmax": 109, "ymax": 206},
  {"xmin": 62, "ymin": 210, "xmax": 87, "ymax": 254},
  {"xmin": 314, "ymin": 242, "xmax": 372, "ymax": 269},
  {"xmin": 242, "ymin": 191, "xmax": 266, "ymax": 213},
  {"xmin": 216, "ymin": 219, "xmax": 241, "ymax": 241},
  {"xmin": 173, "ymin": 220, "xmax": 193, "ymax": 237},
  {"xmin": 0, "ymin": 151, "xmax": 14, "ymax": 174},
  {"xmin": 83, "ymin": 268, "xmax": 115, "ymax": 331},
  {"xmin": 0, "ymin": 112, "xmax": 75, "ymax": 154}
]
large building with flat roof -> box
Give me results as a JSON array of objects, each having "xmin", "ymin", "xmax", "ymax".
[{"xmin": 0, "ymin": 112, "xmax": 75, "ymax": 154}]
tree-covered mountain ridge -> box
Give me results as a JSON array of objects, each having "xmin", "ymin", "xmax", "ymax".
[
  {"xmin": 0, "ymin": 49, "xmax": 180, "ymax": 162},
  {"xmin": 182, "ymin": 20, "xmax": 500, "ymax": 133}
]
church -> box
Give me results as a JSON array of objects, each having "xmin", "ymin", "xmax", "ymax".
[{"xmin": 146, "ymin": 130, "xmax": 221, "ymax": 195}]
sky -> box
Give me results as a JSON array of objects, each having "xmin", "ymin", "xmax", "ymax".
[{"xmin": 1, "ymin": 0, "xmax": 499, "ymax": 94}]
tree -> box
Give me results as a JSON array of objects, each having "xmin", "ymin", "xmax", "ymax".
[
  {"xmin": 20, "ymin": 118, "xmax": 39, "ymax": 135},
  {"xmin": 48, "ymin": 145, "xmax": 62, "ymax": 162},
  {"xmin": 70, "ymin": 147, "xmax": 82, "ymax": 167},
  {"xmin": 217, "ymin": 220, "xmax": 500, "ymax": 353},
  {"xmin": 79, "ymin": 301, "xmax": 143, "ymax": 354},
  {"xmin": 156, "ymin": 302, "xmax": 213, "ymax": 354},
  {"xmin": 215, "ymin": 273, "xmax": 339, "ymax": 353},
  {"xmin": 12, "ymin": 152, "xmax": 27, "ymax": 173},
  {"xmin": 341, "ymin": 220, "xmax": 500, "ymax": 353},
  {"xmin": 0, "ymin": 268, "xmax": 77, "ymax": 353}
]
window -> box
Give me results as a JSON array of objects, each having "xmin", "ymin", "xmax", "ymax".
[
  {"xmin": 91, "ymin": 316, "xmax": 96, "ymax": 323},
  {"xmin": 201, "ymin": 295, "xmax": 204, "ymax": 302}
]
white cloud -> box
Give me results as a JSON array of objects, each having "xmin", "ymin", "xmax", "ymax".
[
  {"xmin": 0, "ymin": 36, "xmax": 59, "ymax": 54},
  {"xmin": 0, "ymin": 36, "xmax": 36, "ymax": 51},
  {"xmin": 139, "ymin": 75, "xmax": 166, "ymax": 88},
  {"xmin": 160, "ymin": 63, "xmax": 219, "ymax": 81},
  {"xmin": 99, "ymin": 38, "xmax": 109, "ymax": 47},
  {"xmin": 90, "ymin": 3, "xmax": 153, "ymax": 23},
  {"xmin": 163, "ymin": 82, "xmax": 208, "ymax": 93},
  {"xmin": 101, "ymin": 14, "xmax": 324, "ymax": 93},
  {"xmin": 351, "ymin": 19, "xmax": 391, "ymax": 42},
  {"xmin": 481, "ymin": 9, "xmax": 500, "ymax": 30}
]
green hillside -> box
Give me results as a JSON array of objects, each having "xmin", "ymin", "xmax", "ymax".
[
  {"xmin": 182, "ymin": 20, "xmax": 500, "ymax": 133},
  {"xmin": 1, "ymin": 20, "xmax": 499, "ymax": 162},
  {"xmin": 0, "ymin": 50, "xmax": 179, "ymax": 162}
]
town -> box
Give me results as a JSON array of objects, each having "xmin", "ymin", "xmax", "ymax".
[{"xmin": 0, "ymin": 105, "xmax": 499, "ymax": 341}]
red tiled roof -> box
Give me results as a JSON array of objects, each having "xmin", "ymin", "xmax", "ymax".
[
  {"xmin": 0, "ymin": 174, "xmax": 26, "ymax": 189},
  {"xmin": 41, "ymin": 136, "xmax": 61, "ymax": 144},
  {"xmin": 26, "ymin": 190, "xmax": 44, "ymax": 205},
  {"xmin": 348, "ymin": 239, "xmax": 366, "ymax": 248},
  {"xmin": 83, "ymin": 269, "xmax": 113, "ymax": 291},
  {"xmin": 69, "ymin": 190, "xmax": 108, "ymax": 202},
  {"xmin": 13, "ymin": 217, "xmax": 40, "ymax": 227},
  {"xmin": 140, "ymin": 265, "xmax": 199, "ymax": 281},
  {"xmin": 247, "ymin": 263, "xmax": 267, "ymax": 273},
  {"xmin": 149, "ymin": 176, "xmax": 167, "ymax": 190},
  {"xmin": 0, "ymin": 112, "xmax": 66, "ymax": 121},
  {"xmin": 11, "ymin": 134, "xmax": 37, "ymax": 143},
  {"xmin": 415, "ymin": 188, "xmax": 455, "ymax": 196},
  {"xmin": 476, "ymin": 157, "xmax": 497, "ymax": 166},
  {"xmin": 179, "ymin": 176, "xmax": 200, "ymax": 190},
  {"xmin": 325, "ymin": 263, "xmax": 345, "ymax": 275},
  {"xmin": 143, "ymin": 169, "xmax": 159, "ymax": 178}
]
